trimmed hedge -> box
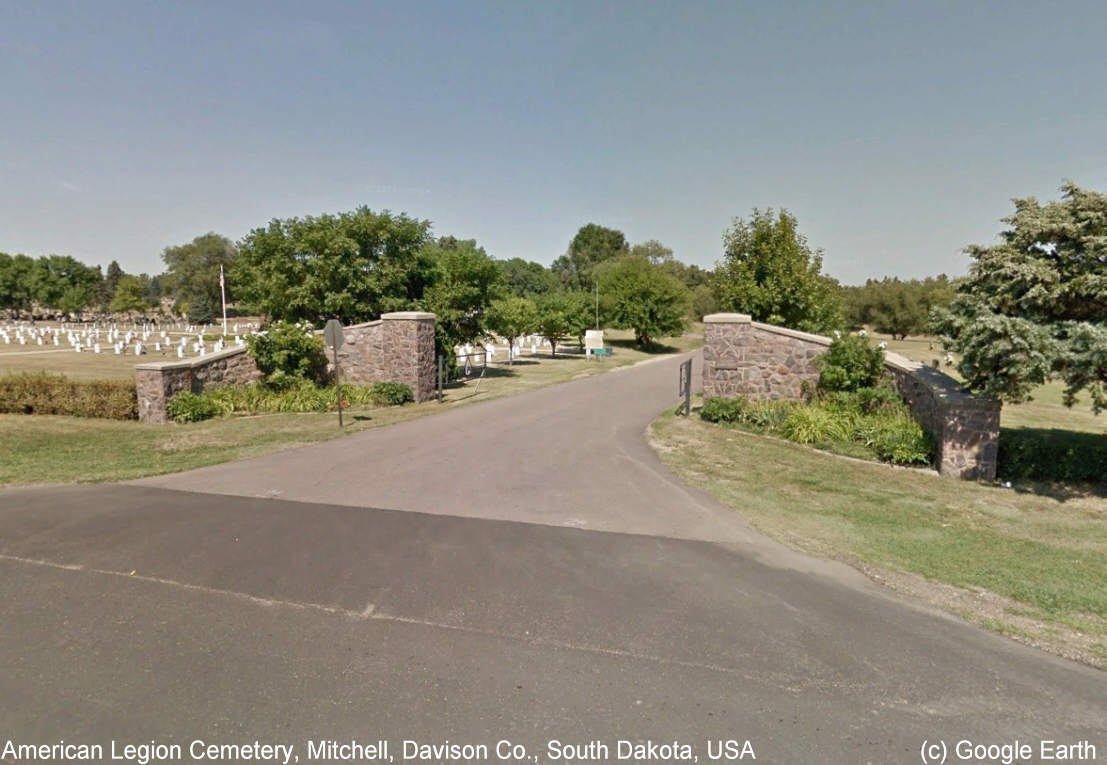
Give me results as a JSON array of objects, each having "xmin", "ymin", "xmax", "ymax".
[
  {"xmin": 998, "ymin": 428, "xmax": 1107, "ymax": 484},
  {"xmin": 0, "ymin": 372, "xmax": 137, "ymax": 420}
]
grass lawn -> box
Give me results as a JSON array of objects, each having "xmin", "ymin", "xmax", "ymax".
[
  {"xmin": 650, "ymin": 408, "xmax": 1107, "ymax": 668},
  {"xmin": 0, "ymin": 329, "xmax": 702, "ymax": 486}
]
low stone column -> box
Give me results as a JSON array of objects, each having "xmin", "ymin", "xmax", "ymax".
[
  {"xmin": 134, "ymin": 365, "xmax": 193, "ymax": 424},
  {"xmin": 380, "ymin": 312, "xmax": 437, "ymax": 402},
  {"xmin": 134, "ymin": 346, "xmax": 261, "ymax": 424},
  {"xmin": 702, "ymin": 313, "xmax": 753, "ymax": 399},
  {"xmin": 934, "ymin": 399, "xmax": 1001, "ymax": 480}
]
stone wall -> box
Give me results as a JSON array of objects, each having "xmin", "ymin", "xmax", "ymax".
[
  {"xmin": 134, "ymin": 346, "xmax": 261, "ymax": 424},
  {"xmin": 701, "ymin": 313, "xmax": 1001, "ymax": 481},
  {"xmin": 135, "ymin": 311, "xmax": 437, "ymax": 423},
  {"xmin": 329, "ymin": 312, "xmax": 436, "ymax": 402}
]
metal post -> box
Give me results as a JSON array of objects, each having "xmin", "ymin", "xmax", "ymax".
[
  {"xmin": 594, "ymin": 281, "xmax": 599, "ymax": 330},
  {"xmin": 678, "ymin": 359, "xmax": 692, "ymax": 416},
  {"xmin": 333, "ymin": 345, "xmax": 343, "ymax": 427},
  {"xmin": 437, "ymin": 355, "xmax": 444, "ymax": 403},
  {"xmin": 684, "ymin": 359, "xmax": 692, "ymax": 416}
]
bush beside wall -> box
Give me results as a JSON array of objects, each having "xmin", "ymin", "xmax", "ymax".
[
  {"xmin": 165, "ymin": 381, "xmax": 414, "ymax": 423},
  {"xmin": 998, "ymin": 429, "xmax": 1107, "ymax": 484}
]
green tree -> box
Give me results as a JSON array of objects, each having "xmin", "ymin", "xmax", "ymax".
[
  {"xmin": 554, "ymin": 223, "xmax": 629, "ymax": 289},
  {"xmin": 712, "ymin": 208, "xmax": 842, "ymax": 333},
  {"xmin": 932, "ymin": 182, "xmax": 1107, "ymax": 412},
  {"xmin": 630, "ymin": 239, "xmax": 674, "ymax": 264},
  {"xmin": 597, "ymin": 257, "xmax": 688, "ymax": 349},
  {"xmin": 31, "ymin": 255, "xmax": 101, "ymax": 313},
  {"xmin": 109, "ymin": 275, "xmax": 150, "ymax": 314},
  {"xmin": 232, "ymin": 208, "xmax": 433, "ymax": 325},
  {"xmin": 500, "ymin": 257, "xmax": 557, "ymax": 297},
  {"xmin": 162, "ymin": 234, "xmax": 236, "ymax": 318},
  {"xmin": 846, "ymin": 276, "xmax": 955, "ymax": 339},
  {"xmin": 486, "ymin": 296, "xmax": 538, "ymax": 364},
  {"xmin": 689, "ymin": 284, "xmax": 718, "ymax": 321},
  {"xmin": 0, "ymin": 253, "xmax": 38, "ymax": 317},
  {"xmin": 422, "ymin": 236, "xmax": 505, "ymax": 353},
  {"xmin": 534, "ymin": 291, "xmax": 591, "ymax": 358},
  {"xmin": 98, "ymin": 260, "xmax": 125, "ymax": 309}
]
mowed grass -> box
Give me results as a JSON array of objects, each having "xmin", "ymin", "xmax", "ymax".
[
  {"xmin": 651, "ymin": 410, "xmax": 1107, "ymax": 667},
  {"xmin": 0, "ymin": 329, "xmax": 702, "ymax": 486}
]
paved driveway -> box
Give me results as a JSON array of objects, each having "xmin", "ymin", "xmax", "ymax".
[{"xmin": 1, "ymin": 352, "xmax": 1102, "ymax": 762}]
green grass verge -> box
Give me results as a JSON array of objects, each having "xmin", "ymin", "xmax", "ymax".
[{"xmin": 650, "ymin": 409, "xmax": 1107, "ymax": 667}]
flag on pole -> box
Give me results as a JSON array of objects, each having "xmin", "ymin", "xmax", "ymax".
[{"xmin": 220, "ymin": 264, "xmax": 228, "ymax": 335}]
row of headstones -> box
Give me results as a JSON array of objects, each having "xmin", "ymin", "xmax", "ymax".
[
  {"xmin": 0, "ymin": 321, "xmax": 251, "ymax": 357},
  {"xmin": 456, "ymin": 335, "xmax": 551, "ymax": 363}
]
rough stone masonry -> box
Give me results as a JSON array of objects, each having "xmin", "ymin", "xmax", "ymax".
[
  {"xmin": 701, "ymin": 313, "xmax": 1001, "ymax": 481},
  {"xmin": 135, "ymin": 312, "xmax": 436, "ymax": 423}
]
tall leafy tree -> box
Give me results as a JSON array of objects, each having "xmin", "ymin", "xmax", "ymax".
[
  {"xmin": 31, "ymin": 255, "xmax": 101, "ymax": 313},
  {"xmin": 554, "ymin": 223, "xmax": 629, "ymax": 289},
  {"xmin": 232, "ymin": 208, "xmax": 433, "ymax": 325},
  {"xmin": 845, "ymin": 276, "xmax": 955, "ymax": 339},
  {"xmin": 486, "ymin": 296, "xmax": 538, "ymax": 364},
  {"xmin": 99, "ymin": 260, "xmax": 125, "ymax": 308},
  {"xmin": 422, "ymin": 236, "xmax": 505, "ymax": 352},
  {"xmin": 109, "ymin": 275, "xmax": 150, "ymax": 314},
  {"xmin": 932, "ymin": 182, "xmax": 1107, "ymax": 412},
  {"xmin": 500, "ymin": 257, "xmax": 557, "ymax": 297},
  {"xmin": 712, "ymin": 208, "xmax": 842, "ymax": 333},
  {"xmin": 0, "ymin": 253, "xmax": 38, "ymax": 316},
  {"xmin": 162, "ymin": 233, "xmax": 237, "ymax": 318},
  {"xmin": 534, "ymin": 291, "xmax": 592, "ymax": 358},
  {"xmin": 597, "ymin": 257, "xmax": 688, "ymax": 349},
  {"xmin": 630, "ymin": 239, "xmax": 674, "ymax": 264}
]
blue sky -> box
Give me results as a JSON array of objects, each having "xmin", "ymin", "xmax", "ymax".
[{"xmin": 2, "ymin": 1, "xmax": 1104, "ymax": 284}]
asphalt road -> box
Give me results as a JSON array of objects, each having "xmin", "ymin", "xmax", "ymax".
[{"xmin": 1, "ymin": 352, "xmax": 1103, "ymax": 763}]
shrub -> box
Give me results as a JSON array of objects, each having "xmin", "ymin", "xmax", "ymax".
[
  {"xmin": 821, "ymin": 379, "xmax": 902, "ymax": 415},
  {"xmin": 700, "ymin": 396, "xmax": 750, "ymax": 423},
  {"xmin": 166, "ymin": 391, "xmax": 221, "ymax": 423},
  {"xmin": 246, "ymin": 321, "xmax": 328, "ymax": 387},
  {"xmin": 367, "ymin": 382, "xmax": 413, "ymax": 406},
  {"xmin": 167, "ymin": 380, "xmax": 413, "ymax": 421},
  {"xmin": 782, "ymin": 406, "xmax": 852, "ymax": 444},
  {"xmin": 998, "ymin": 429, "xmax": 1107, "ymax": 483},
  {"xmin": 856, "ymin": 412, "xmax": 933, "ymax": 465},
  {"xmin": 744, "ymin": 400, "xmax": 796, "ymax": 430},
  {"xmin": 815, "ymin": 333, "xmax": 885, "ymax": 392},
  {"xmin": 0, "ymin": 372, "xmax": 137, "ymax": 419},
  {"xmin": 699, "ymin": 390, "xmax": 933, "ymax": 467}
]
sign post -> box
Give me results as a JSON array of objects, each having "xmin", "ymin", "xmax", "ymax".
[
  {"xmin": 324, "ymin": 319, "xmax": 345, "ymax": 427},
  {"xmin": 678, "ymin": 358, "xmax": 692, "ymax": 416}
]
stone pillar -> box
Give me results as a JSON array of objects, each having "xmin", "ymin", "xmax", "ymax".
[
  {"xmin": 935, "ymin": 400, "xmax": 1001, "ymax": 481},
  {"xmin": 702, "ymin": 313, "xmax": 753, "ymax": 399},
  {"xmin": 134, "ymin": 365, "xmax": 193, "ymax": 424},
  {"xmin": 380, "ymin": 312, "xmax": 437, "ymax": 402}
]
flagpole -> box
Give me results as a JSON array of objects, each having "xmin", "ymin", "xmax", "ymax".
[{"xmin": 220, "ymin": 264, "xmax": 228, "ymax": 336}]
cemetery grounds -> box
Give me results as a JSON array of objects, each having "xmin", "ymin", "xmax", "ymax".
[
  {"xmin": 0, "ymin": 320, "xmax": 703, "ymax": 486},
  {"xmin": 650, "ymin": 331, "xmax": 1107, "ymax": 668}
]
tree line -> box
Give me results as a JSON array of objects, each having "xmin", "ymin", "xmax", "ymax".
[{"xmin": 4, "ymin": 180, "xmax": 1102, "ymax": 413}]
